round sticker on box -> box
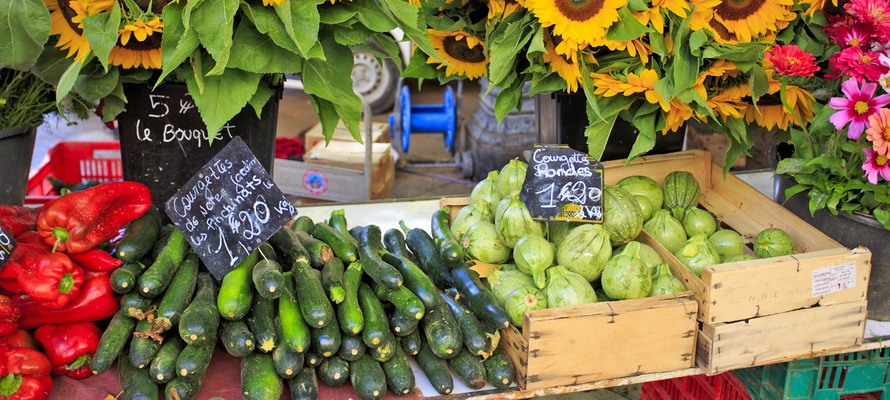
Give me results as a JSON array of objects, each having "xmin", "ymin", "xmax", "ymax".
[{"xmin": 303, "ymin": 170, "xmax": 328, "ymax": 195}]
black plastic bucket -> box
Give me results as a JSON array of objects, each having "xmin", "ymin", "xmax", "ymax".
[
  {"xmin": 0, "ymin": 126, "xmax": 37, "ymax": 205},
  {"xmin": 117, "ymin": 83, "xmax": 281, "ymax": 215}
]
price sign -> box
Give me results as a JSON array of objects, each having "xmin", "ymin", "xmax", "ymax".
[
  {"xmin": 520, "ymin": 144, "xmax": 604, "ymax": 223},
  {"xmin": 165, "ymin": 137, "xmax": 297, "ymax": 280},
  {"xmin": 0, "ymin": 224, "xmax": 16, "ymax": 270}
]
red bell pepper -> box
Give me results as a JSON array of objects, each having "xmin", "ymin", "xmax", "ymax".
[
  {"xmin": 0, "ymin": 208, "xmax": 35, "ymax": 220},
  {"xmin": 0, "ymin": 347, "xmax": 52, "ymax": 400},
  {"xmin": 0, "ymin": 332, "xmax": 36, "ymax": 352},
  {"xmin": 35, "ymin": 182, "xmax": 152, "ymax": 254},
  {"xmin": 15, "ymin": 252, "xmax": 84, "ymax": 310},
  {"xmin": 0, "ymin": 243, "xmax": 51, "ymax": 296},
  {"xmin": 0, "ymin": 297, "xmax": 18, "ymax": 338},
  {"xmin": 9, "ymin": 235, "xmax": 45, "ymax": 252},
  {"xmin": 12, "ymin": 275, "xmax": 118, "ymax": 330},
  {"xmin": 33, "ymin": 322, "xmax": 100, "ymax": 380},
  {"xmin": 64, "ymin": 248, "xmax": 121, "ymax": 272},
  {"xmin": 0, "ymin": 218, "xmax": 35, "ymax": 240}
]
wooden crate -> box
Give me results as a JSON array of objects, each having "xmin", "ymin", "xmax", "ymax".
[
  {"xmin": 303, "ymin": 121, "xmax": 390, "ymax": 149},
  {"xmin": 442, "ymin": 198, "xmax": 699, "ymax": 391},
  {"xmin": 599, "ymin": 150, "xmax": 872, "ymax": 374}
]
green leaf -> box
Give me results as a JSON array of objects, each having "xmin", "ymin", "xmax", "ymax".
[
  {"xmin": 228, "ymin": 20, "xmax": 304, "ymax": 74},
  {"xmin": 874, "ymin": 208, "xmax": 890, "ymax": 230},
  {"xmin": 670, "ymin": 19, "xmax": 697, "ymax": 93},
  {"xmin": 81, "ymin": 1, "xmax": 120, "ymax": 70},
  {"xmin": 489, "ymin": 17, "xmax": 534, "ymax": 88},
  {"xmin": 627, "ymin": 106, "xmax": 658, "ymax": 159},
  {"xmin": 191, "ymin": 0, "xmax": 238, "ymax": 74},
  {"xmin": 585, "ymin": 112, "xmax": 619, "ymax": 161},
  {"xmin": 56, "ymin": 58, "xmax": 86, "ymax": 106},
  {"xmin": 776, "ymin": 157, "xmax": 808, "ymax": 175},
  {"xmin": 159, "ymin": 1, "xmax": 200, "ymax": 85},
  {"xmin": 493, "ymin": 81, "xmax": 523, "ymax": 122},
  {"xmin": 278, "ymin": 0, "xmax": 321, "ymax": 58},
  {"xmin": 302, "ymin": 37, "xmax": 362, "ymax": 141},
  {"xmin": 240, "ymin": 3, "xmax": 299, "ymax": 56},
  {"xmin": 402, "ymin": 48, "xmax": 439, "ymax": 80},
  {"xmin": 344, "ymin": 0, "xmax": 397, "ymax": 33},
  {"xmin": 722, "ymin": 128, "xmax": 754, "ymax": 176},
  {"xmin": 307, "ymin": 95, "xmax": 344, "ymax": 142},
  {"xmin": 0, "ymin": 0, "xmax": 50, "ymax": 70},
  {"xmin": 375, "ymin": 0, "xmax": 437, "ymax": 61},
  {"xmin": 184, "ymin": 52, "xmax": 263, "ymax": 143},
  {"xmin": 73, "ymin": 63, "xmax": 119, "ymax": 101},
  {"xmin": 332, "ymin": 23, "xmax": 377, "ymax": 46},
  {"xmin": 319, "ymin": 7, "xmax": 357, "ymax": 24},
  {"xmin": 748, "ymin": 65, "xmax": 769, "ymax": 99},
  {"xmin": 247, "ymin": 84, "xmax": 274, "ymax": 119},
  {"xmin": 606, "ymin": 7, "xmax": 650, "ymax": 42}
]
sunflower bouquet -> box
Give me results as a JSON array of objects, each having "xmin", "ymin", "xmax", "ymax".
[
  {"xmin": 402, "ymin": 0, "xmax": 841, "ymax": 169},
  {"xmin": 773, "ymin": 0, "xmax": 890, "ymax": 229},
  {"xmin": 0, "ymin": 0, "xmax": 434, "ymax": 142}
]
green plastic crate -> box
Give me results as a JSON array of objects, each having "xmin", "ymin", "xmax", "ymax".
[{"xmin": 736, "ymin": 348, "xmax": 889, "ymax": 400}]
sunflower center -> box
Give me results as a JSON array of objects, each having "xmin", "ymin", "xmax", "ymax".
[
  {"xmin": 715, "ymin": 0, "xmax": 765, "ymax": 22},
  {"xmin": 708, "ymin": 19, "xmax": 733, "ymax": 41},
  {"xmin": 443, "ymin": 37, "xmax": 487, "ymax": 64},
  {"xmin": 554, "ymin": 0, "xmax": 607, "ymax": 22},
  {"xmin": 855, "ymin": 101, "xmax": 870, "ymax": 115}
]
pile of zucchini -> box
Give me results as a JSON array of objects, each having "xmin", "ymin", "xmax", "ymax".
[{"xmin": 92, "ymin": 206, "xmax": 516, "ymax": 400}]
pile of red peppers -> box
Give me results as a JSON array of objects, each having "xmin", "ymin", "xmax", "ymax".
[{"xmin": 0, "ymin": 181, "xmax": 153, "ymax": 399}]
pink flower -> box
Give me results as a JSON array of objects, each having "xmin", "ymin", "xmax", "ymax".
[
  {"xmin": 862, "ymin": 148, "xmax": 890, "ymax": 184},
  {"xmin": 765, "ymin": 45, "xmax": 820, "ymax": 77},
  {"xmin": 828, "ymin": 47, "xmax": 888, "ymax": 82},
  {"xmin": 829, "ymin": 78, "xmax": 890, "ymax": 139},
  {"xmin": 866, "ymin": 108, "xmax": 890, "ymax": 154},
  {"xmin": 848, "ymin": 0, "xmax": 890, "ymax": 32}
]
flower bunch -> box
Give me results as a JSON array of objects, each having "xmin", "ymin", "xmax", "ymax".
[
  {"xmin": 402, "ymin": 0, "xmax": 838, "ymax": 168},
  {"xmin": 774, "ymin": 0, "xmax": 890, "ymax": 229},
  {"xmin": 0, "ymin": 0, "xmax": 433, "ymax": 142}
]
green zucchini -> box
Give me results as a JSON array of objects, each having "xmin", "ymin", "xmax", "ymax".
[
  {"xmin": 448, "ymin": 348, "xmax": 487, "ymax": 389},
  {"xmin": 293, "ymin": 259, "xmax": 335, "ymax": 327},
  {"xmin": 179, "ymin": 273, "xmax": 220, "ymax": 345},
  {"xmin": 156, "ymin": 252, "xmax": 199, "ymax": 326},
  {"xmin": 431, "ymin": 206, "xmax": 464, "ymax": 264},
  {"xmin": 311, "ymin": 222, "xmax": 358, "ymax": 263},
  {"xmin": 175, "ymin": 330, "xmax": 216, "ymax": 382},
  {"xmin": 252, "ymin": 258, "xmax": 285, "ymax": 300},
  {"xmin": 421, "ymin": 293, "xmax": 462, "ymax": 359},
  {"xmin": 272, "ymin": 318, "xmax": 305, "ymax": 379},
  {"xmin": 120, "ymin": 291, "xmax": 152, "ymax": 314},
  {"xmin": 382, "ymin": 227, "xmax": 420, "ymax": 265},
  {"xmin": 217, "ymin": 249, "xmax": 259, "ymax": 321},
  {"xmin": 337, "ymin": 333, "xmax": 367, "ymax": 362},
  {"xmin": 149, "ymin": 335, "xmax": 184, "ymax": 384},
  {"xmin": 399, "ymin": 327, "xmax": 422, "ymax": 356},
  {"xmin": 484, "ymin": 347, "xmax": 515, "ymax": 389},
  {"xmin": 241, "ymin": 352, "xmax": 284, "ymax": 400},
  {"xmin": 321, "ymin": 257, "xmax": 346, "ymax": 304},
  {"xmin": 247, "ymin": 294, "xmax": 278, "ymax": 353},
  {"xmin": 295, "ymin": 230, "xmax": 334, "ymax": 269},
  {"xmin": 118, "ymin": 351, "xmax": 159, "ymax": 400},
  {"xmin": 151, "ymin": 224, "xmax": 174, "ymax": 261},
  {"xmin": 440, "ymin": 291, "xmax": 490, "ymax": 356},
  {"xmin": 357, "ymin": 225, "xmax": 403, "ymax": 290},
  {"xmin": 349, "ymin": 226, "xmax": 363, "ymax": 242},
  {"xmin": 318, "ymin": 355, "xmax": 350, "ymax": 387},
  {"xmin": 452, "ymin": 265, "xmax": 511, "ymax": 330},
  {"xmin": 357, "ymin": 282, "xmax": 394, "ymax": 348},
  {"xmin": 129, "ymin": 315, "xmax": 163, "ymax": 369},
  {"xmin": 278, "ymin": 277, "xmax": 311, "ymax": 353},
  {"xmin": 221, "ymin": 320, "xmax": 256, "ymax": 357},
  {"xmin": 164, "ymin": 375, "xmax": 204, "ymax": 400},
  {"xmin": 381, "ymin": 345, "xmax": 415, "ymax": 396},
  {"xmin": 91, "ymin": 309, "xmax": 137, "ymax": 375},
  {"xmin": 110, "ymin": 262, "xmax": 145, "ymax": 294},
  {"xmin": 416, "ymin": 339, "xmax": 454, "ymax": 395},
  {"xmin": 368, "ymin": 335, "xmax": 396, "ymax": 362},
  {"xmin": 330, "ymin": 209, "xmax": 359, "ymax": 246},
  {"xmin": 310, "ymin": 320, "xmax": 342, "ymax": 358},
  {"xmin": 287, "ymin": 363, "xmax": 318, "ymax": 400},
  {"xmin": 349, "ymin": 354, "xmax": 388, "ymax": 400},
  {"xmin": 305, "ymin": 351, "xmax": 323, "ymax": 368},
  {"xmin": 337, "ymin": 261, "xmax": 364, "ymax": 335},
  {"xmin": 290, "ymin": 215, "xmax": 315, "ymax": 234},
  {"xmin": 375, "ymin": 284, "xmax": 425, "ymax": 322},
  {"xmin": 380, "ymin": 251, "xmax": 438, "ymax": 311},
  {"xmin": 269, "ymin": 226, "xmax": 310, "ymax": 268},
  {"xmin": 137, "ymin": 227, "xmax": 188, "ymax": 298},
  {"xmin": 402, "ymin": 223, "xmax": 454, "ymax": 288},
  {"xmin": 389, "ymin": 308, "xmax": 419, "ymax": 337},
  {"xmin": 116, "ymin": 207, "xmax": 162, "ymax": 263},
  {"xmin": 258, "ymin": 242, "xmax": 280, "ymax": 264}
]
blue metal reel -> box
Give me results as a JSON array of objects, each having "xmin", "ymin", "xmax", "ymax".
[{"xmin": 388, "ymin": 84, "xmax": 457, "ymax": 154}]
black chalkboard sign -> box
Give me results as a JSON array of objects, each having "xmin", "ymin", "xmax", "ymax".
[
  {"xmin": 0, "ymin": 224, "xmax": 16, "ymax": 270},
  {"xmin": 165, "ymin": 137, "xmax": 297, "ymax": 280},
  {"xmin": 520, "ymin": 144, "xmax": 604, "ymax": 223}
]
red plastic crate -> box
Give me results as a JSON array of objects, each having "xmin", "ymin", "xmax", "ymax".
[
  {"xmin": 641, "ymin": 372, "xmax": 751, "ymax": 400},
  {"xmin": 26, "ymin": 141, "xmax": 122, "ymax": 204}
]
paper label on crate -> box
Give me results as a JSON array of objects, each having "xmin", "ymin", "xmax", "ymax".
[
  {"xmin": 520, "ymin": 144, "xmax": 604, "ymax": 223},
  {"xmin": 0, "ymin": 225, "xmax": 15, "ymax": 270},
  {"xmin": 165, "ymin": 137, "xmax": 297, "ymax": 280},
  {"xmin": 812, "ymin": 261, "xmax": 857, "ymax": 297}
]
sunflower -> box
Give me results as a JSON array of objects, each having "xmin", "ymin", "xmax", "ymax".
[
  {"xmin": 635, "ymin": 0, "xmax": 690, "ymax": 33},
  {"xmin": 688, "ymin": 0, "xmax": 721, "ymax": 31},
  {"xmin": 743, "ymin": 81, "xmax": 815, "ymax": 130},
  {"xmin": 488, "ymin": 0, "xmax": 523, "ymax": 22},
  {"xmin": 712, "ymin": 0, "xmax": 796, "ymax": 42},
  {"xmin": 665, "ymin": 99, "xmax": 694, "ymax": 132},
  {"xmin": 110, "ymin": 18, "xmax": 163, "ymax": 69},
  {"xmin": 426, "ymin": 30, "xmax": 488, "ymax": 79},
  {"xmin": 525, "ymin": 0, "xmax": 628, "ymax": 45},
  {"xmin": 543, "ymin": 31, "xmax": 582, "ymax": 92},
  {"xmin": 45, "ymin": 0, "xmax": 114, "ymax": 62}
]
